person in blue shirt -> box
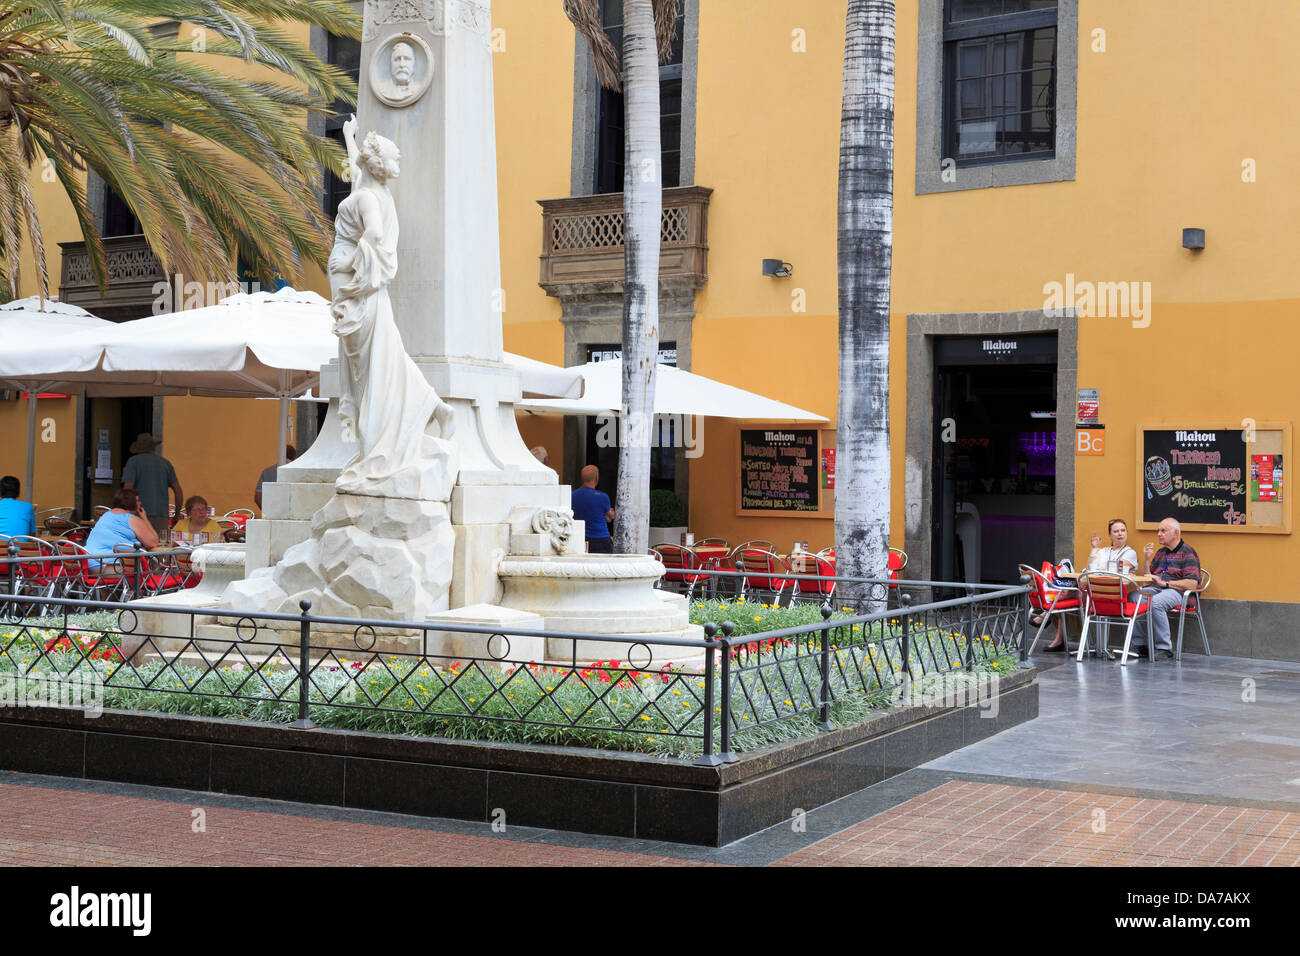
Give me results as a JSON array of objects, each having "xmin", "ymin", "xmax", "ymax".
[
  {"xmin": 0, "ymin": 475, "xmax": 36, "ymax": 538},
  {"xmin": 571, "ymin": 464, "xmax": 614, "ymax": 554},
  {"xmin": 84, "ymin": 487, "xmax": 159, "ymax": 568}
]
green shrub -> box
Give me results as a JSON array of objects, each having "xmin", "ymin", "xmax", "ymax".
[{"xmin": 649, "ymin": 489, "xmax": 687, "ymax": 527}]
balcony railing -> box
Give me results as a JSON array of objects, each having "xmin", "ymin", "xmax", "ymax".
[
  {"xmin": 538, "ymin": 185, "xmax": 712, "ymax": 295},
  {"xmin": 59, "ymin": 234, "xmax": 169, "ymax": 322}
]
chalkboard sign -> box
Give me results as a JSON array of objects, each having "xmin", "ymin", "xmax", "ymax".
[
  {"xmin": 1141, "ymin": 428, "xmax": 1247, "ymax": 527},
  {"xmin": 738, "ymin": 429, "xmax": 820, "ymax": 513}
]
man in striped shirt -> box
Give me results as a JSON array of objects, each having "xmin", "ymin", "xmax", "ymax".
[{"xmin": 1130, "ymin": 517, "xmax": 1202, "ymax": 660}]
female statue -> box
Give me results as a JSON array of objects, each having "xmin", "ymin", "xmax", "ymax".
[{"xmin": 330, "ymin": 116, "xmax": 455, "ymax": 496}]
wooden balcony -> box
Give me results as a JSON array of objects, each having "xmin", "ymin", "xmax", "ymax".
[
  {"xmin": 538, "ymin": 186, "xmax": 712, "ymax": 296},
  {"xmin": 59, "ymin": 234, "xmax": 170, "ymax": 322}
]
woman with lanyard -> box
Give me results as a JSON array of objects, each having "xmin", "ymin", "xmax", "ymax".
[{"xmin": 1086, "ymin": 518, "xmax": 1138, "ymax": 574}]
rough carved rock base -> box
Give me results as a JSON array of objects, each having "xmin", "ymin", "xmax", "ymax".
[{"xmin": 222, "ymin": 492, "xmax": 455, "ymax": 621}]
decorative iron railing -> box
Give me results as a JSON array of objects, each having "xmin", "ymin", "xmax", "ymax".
[{"xmin": 1, "ymin": 556, "xmax": 1029, "ymax": 763}]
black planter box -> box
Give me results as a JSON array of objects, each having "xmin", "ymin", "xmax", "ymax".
[{"xmin": 0, "ymin": 668, "xmax": 1037, "ymax": 846}]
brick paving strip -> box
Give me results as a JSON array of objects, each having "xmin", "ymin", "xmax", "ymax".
[
  {"xmin": 773, "ymin": 780, "xmax": 1300, "ymax": 867},
  {"xmin": 4, "ymin": 774, "xmax": 1299, "ymax": 867},
  {"xmin": 0, "ymin": 781, "xmax": 714, "ymax": 867}
]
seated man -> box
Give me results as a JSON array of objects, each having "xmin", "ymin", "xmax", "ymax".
[
  {"xmin": 0, "ymin": 475, "xmax": 36, "ymax": 538},
  {"xmin": 1129, "ymin": 517, "xmax": 1201, "ymax": 660}
]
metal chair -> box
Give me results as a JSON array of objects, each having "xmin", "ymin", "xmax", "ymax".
[
  {"xmin": 650, "ymin": 544, "xmax": 708, "ymax": 601},
  {"xmin": 730, "ymin": 540, "xmax": 776, "ymax": 560},
  {"xmin": 1076, "ymin": 571, "xmax": 1154, "ymax": 665},
  {"xmin": 1168, "ymin": 568, "xmax": 1212, "ymax": 662},
  {"xmin": 57, "ymin": 539, "xmax": 126, "ymax": 606},
  {"xmin": 8, "ymin": 535, "xmax": 65, "ymax": 615},
  {"xmin": 733, "ymin": 548, "xmax": 793, "ymax": 606},
  {"xmin": 217, "ymin": 517, "xmax": 244, "ymax": 542},
  {"xmin": 225, "ymin": 509, "xmax": 255, "ymax": 528},
  {"xmin": 1019, "ymin": 562, "xmax": 1084, "ymax": 655},
  {"xmin": 43, "ymin": 515, "xmax": 80, "ymax": 537},
  {"xmin": 789, "ymin": 551, "xmax": 836, "ymax": 603},
  {"xmin": 695, "ymin": 536, "xmax": 730, "ymax": 550}
]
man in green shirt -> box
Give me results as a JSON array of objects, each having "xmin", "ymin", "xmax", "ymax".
[{"xmin": 122, "ymin": 433, "xmax": 183, "ymax": 537}]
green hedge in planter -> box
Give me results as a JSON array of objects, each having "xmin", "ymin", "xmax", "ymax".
[{"xmin": 649, "ymin": 489, "xmax": 687, "ymax": 527}]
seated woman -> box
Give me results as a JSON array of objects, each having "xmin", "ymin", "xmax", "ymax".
[
  {"xmin": 172, "ymin": 495, "xmax": 224, "ymax": 546},
  {"xmin": 1086, "ymin": 517, "xmax": 1138, "ymax": 574},
  {"xmin": 1036, "ymin": 518, "xmax": 1139, "ymax": 651},
  {"xmin": 84, "ymin": 487, "xmax": 159, "ymax": 568}
]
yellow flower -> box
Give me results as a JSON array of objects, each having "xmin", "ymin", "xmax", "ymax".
[
  {"xmin": 639, "ymin": 714, "xmax": 652, "ymax": 721},
  {"xmin": 754, "ymin": 615, "xmax": 762, "ymax": 621},
  {"xmin": 784, "ymin": 699, "xmax": 793, "ymax": 706}
]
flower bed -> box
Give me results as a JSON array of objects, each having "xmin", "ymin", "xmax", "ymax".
[{"xmin": 0, "ymin": 602, "xmax": 1018, "ymax": 758}]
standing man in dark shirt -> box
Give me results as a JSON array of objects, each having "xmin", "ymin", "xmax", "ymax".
[
  {"xmin": 571, "ymin": 464, "xmax": 614, "ymax": 554},
  {"xmin": 122, "ymin": 433, "xmax": 183, "ymax": 538},
  {"xmin": 1129, "ymin": 517, "xmax": 1201, "ymax": 660}
]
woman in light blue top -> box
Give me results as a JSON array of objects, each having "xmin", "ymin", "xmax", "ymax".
[{"xmin": 85, "ymin": 487, "xmax": 159, "ymax": 568}]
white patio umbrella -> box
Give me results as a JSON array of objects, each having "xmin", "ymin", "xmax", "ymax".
[
  {"xmin": 516, "ymin": 360, "xmax": 828, "ymax": 421},
  {"xmin": 0, "ymin": 286, "xmax": 585, "ymax": 470},
  {"xmin": 0, "ymin": 296, "xmax": 117, "ymax": 504}
]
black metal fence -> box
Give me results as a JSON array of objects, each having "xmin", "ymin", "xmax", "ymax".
[{"xmin": 0, "ymin": 568, "xmax": 1029, "ymax": 763}]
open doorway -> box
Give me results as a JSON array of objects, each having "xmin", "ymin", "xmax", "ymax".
[{"xmin": 933, "ymin": 334, "xmax": 1058, "ymax": 586}]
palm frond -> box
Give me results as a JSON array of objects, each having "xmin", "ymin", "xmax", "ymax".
[
  {"xmin": 0, "ymin": 0, "xmax": 359, "ymax": 296},
  {"xmin": 564, "ymin": 0, "xmax": 620, "ymax": 92}
]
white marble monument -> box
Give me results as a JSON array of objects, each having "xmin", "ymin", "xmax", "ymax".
[
  {"xmin": 175, "ymin": 0, "xmax": 704, "ymax": 665},
  {"xmin": 222, "ymin": 122, "xmax": 459, "ymax": 621}
]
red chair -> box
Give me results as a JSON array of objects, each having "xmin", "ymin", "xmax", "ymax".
[
  {"xmin": 1168, "ymin": 568, "xmax": 1212, "ymax": 662},
  {"xmin": 1076, "ymin": 571, "xmax": 1153, "ymax": 665},
  {"xmin": 8, "ymin": 535, "xmax": 64, "ymax": 614},
  {"xmin": 790, "ymin": 552, "xmax": 836, "ymax": 602},
  {"xmin": 733, "ymin": 548, "xmax": 793, "ymax": 606},
  {"xmin": 888, "ymin": 547, "xmax": 907, "ymax": 586},
  {"xmin": 56, "ymin": 540, "xmax": 126, "ymax": 606},
  {"xmin": 1019, "ymin": 563, "xmax": 1084, "ymax": 655},
  {"xmin": 651, "ymin": 544, "xmax": 708, "ymax": 601}
]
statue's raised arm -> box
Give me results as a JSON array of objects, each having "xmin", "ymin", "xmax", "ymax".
[{"xmin": 341, "ymin": 114, "xmax": 361, "ymax": 192}]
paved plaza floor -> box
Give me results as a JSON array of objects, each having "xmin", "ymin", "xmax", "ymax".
[{"xmin": 2, "ymin": 650, "xmax": 1298, "ymax": 867}]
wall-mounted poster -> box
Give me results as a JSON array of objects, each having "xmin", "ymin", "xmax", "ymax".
[
  {"xmin": 821, "ymin": 448, "xmax": 835, "ymax": 489},
  {"xmin": 1251, "ymin": 454, "xmax": 1283, "ymax": 503}
]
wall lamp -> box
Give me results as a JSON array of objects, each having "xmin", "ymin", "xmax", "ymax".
[{"xmin": 761, "ymin": 258, "xmax": 793, "ymax": 278}]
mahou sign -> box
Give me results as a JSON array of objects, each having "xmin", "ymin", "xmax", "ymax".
[{"xmin": 1141, "ymin": 428, "xmax": 1247, "ymax": 526}]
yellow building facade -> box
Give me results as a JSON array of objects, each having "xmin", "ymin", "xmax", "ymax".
[{"xmin": 7, "ymin": 0, "xmax": 1297, "ymax": 657}]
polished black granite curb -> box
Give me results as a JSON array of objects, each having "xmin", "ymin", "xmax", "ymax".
[{"xmin": 0, "ymin": 668, "xmax": 1037, "ymax": 846}]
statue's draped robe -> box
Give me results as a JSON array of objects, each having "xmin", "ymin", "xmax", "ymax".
[{"xmin": 329, "ymin": 183, "xmax": 442, "ymax": 495}]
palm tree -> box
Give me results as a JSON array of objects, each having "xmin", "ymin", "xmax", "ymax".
[
  {"xmin": 834, "ymin": 0, "xmax": 894, "ymax": 600},
  {"xmin": 0, "ymin": 0, "xmax": 360, "ymax": 299},
  {"xmin": 564, "ymin": 0, "xmax": 677, "ymax": 555}
]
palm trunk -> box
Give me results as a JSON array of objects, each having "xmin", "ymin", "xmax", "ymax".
[
  {"xmin": 611, "ymin": 0, "xmax": 661, "ymax": 555},
  {"xmin": 835, "ymin": 0, "xmax": 895, "ymax": 600}
]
